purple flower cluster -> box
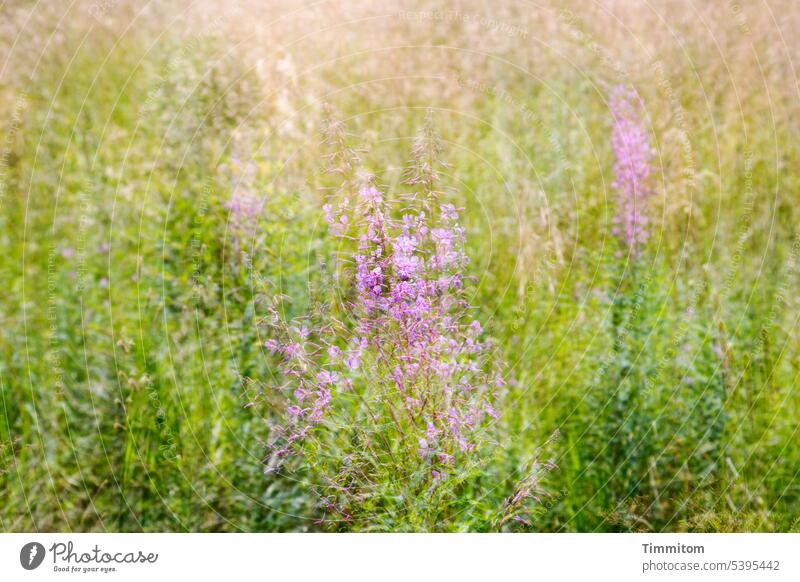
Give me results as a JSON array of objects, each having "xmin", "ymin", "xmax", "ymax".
[
  {"xmin": 610, "ymin": 86, "xmax": 655, "ymax": 253},
  {"xmin": 264, "ymin": 183, "xmax": 504, "ymax": 482},
  {"xmin": 227, "ymin": 188, "xmax": 265, "ymax": 237},
  {"xmin": 226, "ymin": 158, "xmax": 265, "ymax": 241}
]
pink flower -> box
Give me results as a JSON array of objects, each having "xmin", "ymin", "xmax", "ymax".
[
  {"xmin": 609, "ymin": 86, "xmax": 655, "ymax": 253},
  {"xmin": 468, "ymin": 320, "xmax": 482, "ymax": 337},
  {"xmin": 227, "ymin": 187, "xmax": 264, "ymax": 239},
  {"xmin": 316, "ymin": 370, "xmax": 338, "ymax": 386},
  {"xmin": 282, "ymin": 342, "xmax": 303, "ymax": 360},
  {"xmin": 418, "ymin": 438, "xmax": 430, "ymax": 457},
  {"xmin": 359, "ymin": 185, "xmax": 382, "ymax": 205},
  {"xmin": 440, "ymin": 204, "xmax": 458, "ymax": 222}
]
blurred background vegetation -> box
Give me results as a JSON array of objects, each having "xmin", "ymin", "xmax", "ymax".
[{"xmin": 1, "ymin": 0, "xmax": 799, "ymax": 531}]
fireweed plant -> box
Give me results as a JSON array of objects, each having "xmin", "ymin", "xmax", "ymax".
[
  {"xmin": 588, "ymin": 87, "xmax": 729, "ymax": 529},
  {"xmin": 576, "ymin": 86, "xmax": 663, "ymax": 526},
  {"xmin": 608, "ymin": 85, "xmax": 656, "ymax": 360},
  {"xmin": 260, "ymin": 112, "xmax": 556, "ymax": 531}
]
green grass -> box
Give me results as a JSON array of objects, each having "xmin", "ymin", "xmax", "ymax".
[{"xmin": 1, "ymin": 0, "xmax": 799, "ymax": 532}]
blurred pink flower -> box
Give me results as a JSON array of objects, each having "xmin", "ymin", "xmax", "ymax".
[{"xmin": 610, "ymin": 86, "xmax": 655, "ymax": 253}]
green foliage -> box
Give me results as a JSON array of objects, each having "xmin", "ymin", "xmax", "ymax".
[{"xmin": 1, "ymin": 0, "xmax": 799, "ymax": 532}]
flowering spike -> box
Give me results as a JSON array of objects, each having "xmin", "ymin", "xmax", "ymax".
[{"xmin": 609, "ymin": 86, "xmax": 655, "ymax": 254}]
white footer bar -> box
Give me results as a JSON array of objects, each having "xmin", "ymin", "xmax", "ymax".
[{"xmin": 1, "ymin": 533, "xmax": 798, "ymax": 581}]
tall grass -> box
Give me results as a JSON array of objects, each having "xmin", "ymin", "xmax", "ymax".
[{"xmin": 1, "ymin": 0, "xmax": 799, "ymax": 532}]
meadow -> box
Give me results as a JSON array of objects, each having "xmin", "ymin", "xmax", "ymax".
[{"xmin": 1, "ymin": 0, "xmax": 799, "ymax": 532}]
